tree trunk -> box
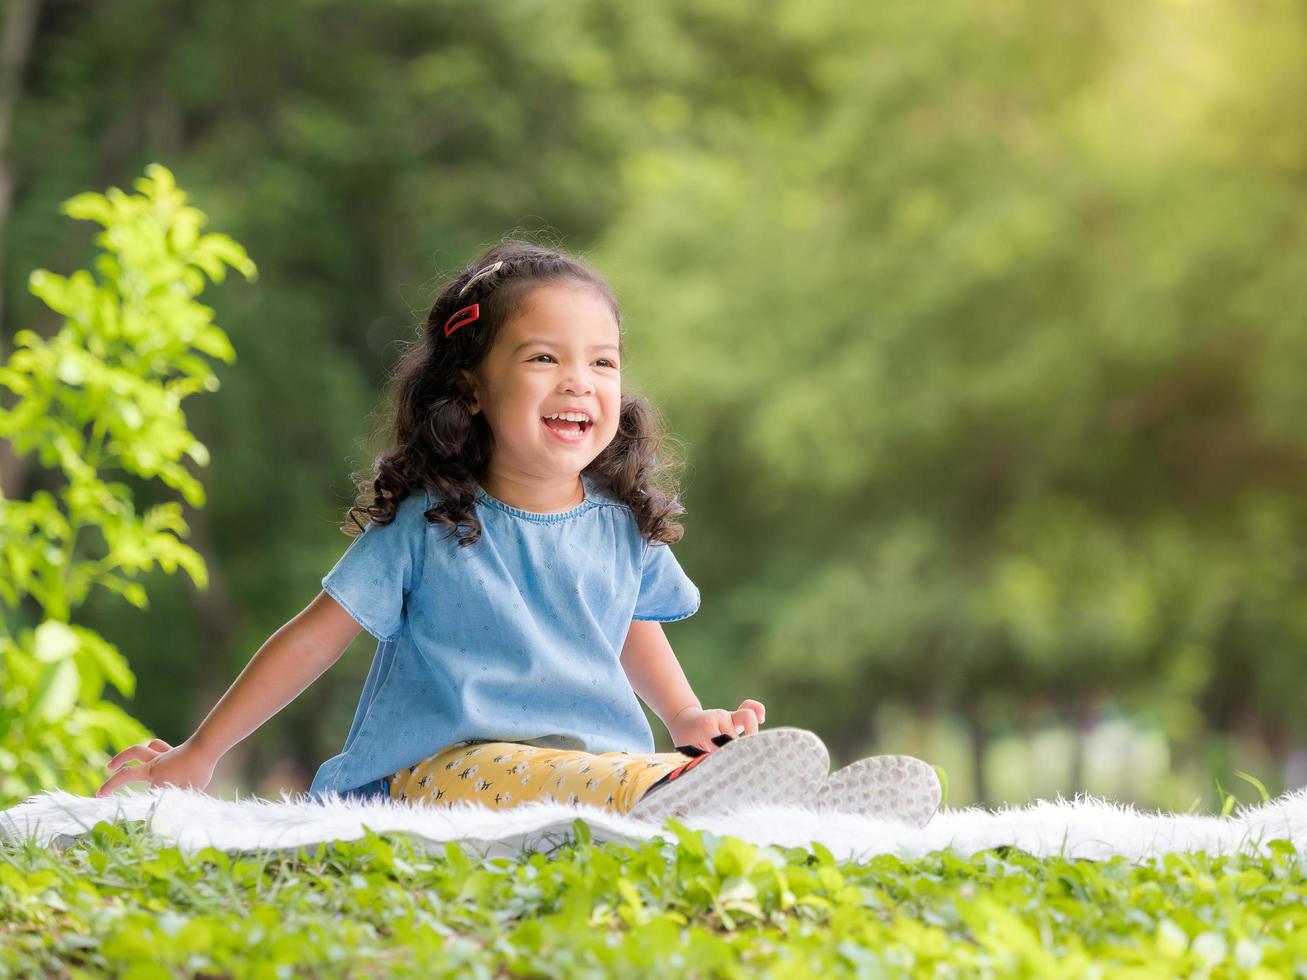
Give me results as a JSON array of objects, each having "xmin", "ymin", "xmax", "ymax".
[
  {"xmin": 824, "ymin": 704, "xmax": 880, "ymax": 771},
  {"xmin": 965, "ymin": 707, "xmax": 988, "ymax": 806},
  {"xmin": 0, "ymin": 0, "xmax": 40, "ymax": 320},
  {"xmin": 0, "ymin": 0, "xmax": 41, "ymax": 501},
  {"xmin": 1262, "ymin": 719, "xmax": 1287, "ymax": 800},
  {"xmin": 1068, "ymin": 696, "xmax": 1098, "ymax": 799}
]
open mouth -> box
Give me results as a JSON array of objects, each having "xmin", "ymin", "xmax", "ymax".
[{"xmin": 542, "ymin": 417, "xmax": 592, "ymax": 441}]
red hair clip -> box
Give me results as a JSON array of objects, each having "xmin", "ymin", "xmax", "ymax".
[{"xmin": 443, "ymin": 303, "xmax": 480, "ymax": 338}]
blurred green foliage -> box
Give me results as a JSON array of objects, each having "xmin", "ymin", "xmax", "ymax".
[
  {"xmin": 0, "ymin": 164, "xmax": 255, "ymax": 805},
  {"xmin": 3, "ymin": 0, "xmax": 1304, "ymax": 806}
]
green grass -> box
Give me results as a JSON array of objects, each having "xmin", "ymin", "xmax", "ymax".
[{"xmin": 2, "ymin": 816, "xmax": 1305, "ymax": 978}]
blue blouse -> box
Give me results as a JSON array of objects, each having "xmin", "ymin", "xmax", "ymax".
[{"xmin": 307, "ymin": 471, "xmax": 700, "ymax": 802}]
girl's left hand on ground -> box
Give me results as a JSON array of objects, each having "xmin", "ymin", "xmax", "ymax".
[{"xmin": 667, "ymin": 700, "xmax": 766, "ymax": 754}]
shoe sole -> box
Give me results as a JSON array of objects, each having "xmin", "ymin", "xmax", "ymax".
[
  {"xmin": 816, "ymin": 754, "xmax": 941, "ymax": 827},
  {"xmin": 629, "ymin": 727, "xmax": 829, "ymax": 822}
]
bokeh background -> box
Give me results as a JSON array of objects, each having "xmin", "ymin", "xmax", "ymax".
[{"xmin": 3, "ymin": 0, "xmax": 1305, "ymax": 810}]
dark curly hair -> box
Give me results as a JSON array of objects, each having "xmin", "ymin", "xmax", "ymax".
[{"xmin": 338, "ymin": 238, "xmax": 689, "ymax": 547}]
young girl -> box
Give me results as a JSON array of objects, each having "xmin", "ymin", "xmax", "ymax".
[{"xmin": 95, "ymin": 241, "xmax": 941, "ymax": 826}]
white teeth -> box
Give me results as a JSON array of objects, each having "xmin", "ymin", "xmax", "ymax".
[{"xmin": 543, "ymin": 412, "xmax": 590, "ymax": 423}]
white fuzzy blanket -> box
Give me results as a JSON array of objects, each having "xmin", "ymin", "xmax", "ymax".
[{"xmin": 3, "ymin": 787, "xmax": 1305, "ymax": 864}]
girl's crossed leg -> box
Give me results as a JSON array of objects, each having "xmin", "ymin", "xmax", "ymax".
[{"xmin": 388, "ymin": 741, "xmax": 693, "ymax": 814}]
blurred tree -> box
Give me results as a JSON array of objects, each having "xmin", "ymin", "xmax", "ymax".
[
  {"xmin": 5, "ymin": 0, "xmax": 1304, "ymax": 805},
  {"xmin": 597, "ymin": 0, "xmax": 1307, "ymax": 797}
]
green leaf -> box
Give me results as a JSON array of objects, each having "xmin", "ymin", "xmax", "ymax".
[
  {"xmin": 28, "ymin": 270, "xmax": 74, "ymax": 316},
  {"xmin": 97, "ymin": 574, "xmax": 150, "ymax": 610},
  {"xmin": 33, "ymin": 620, "xmax": 79, "ymax": 663},
  {"xmin": 1233, "ymin": 770, "xmax": 1270, "ymax": 805},
  {"xmin": 60, "ymin": 191, "xmax": 115, "ymax": 227},
  {"xmin": 570, "ymin": 817, "xmax": 592, "ymax": 846},
  {"xmin": 73, "ymin": 626, "xmax": 137, "ymax": 697},
  {"xmin": 31, "ymin": 659, "xmax": 79, "ymax": 722},
  {"xmin": 712, "ymin": 837, "xmax": 757, "ymax": 877}
]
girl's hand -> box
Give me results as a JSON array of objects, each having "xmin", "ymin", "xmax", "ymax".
[
  {"xmin": 667, "ymin": 699, "xmax": 766, "ymax": 754},
  {"xmin": 95, "ymin": 737, "xmax": 217, "ymax": 798}
]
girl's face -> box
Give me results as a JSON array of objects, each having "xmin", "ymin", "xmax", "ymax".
[{"xmin": 460, "ymin": 283, "xmax": 622, "ymax": 482}]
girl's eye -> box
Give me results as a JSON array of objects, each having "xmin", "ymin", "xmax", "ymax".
[{"xmin": 530, "ymin": 354, "xmax": 619, "ymax": 368}]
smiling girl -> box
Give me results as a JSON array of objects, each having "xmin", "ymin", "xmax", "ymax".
[{"xmin": 97, "ymin": 240, "xmax": 940, "ymax": 826}]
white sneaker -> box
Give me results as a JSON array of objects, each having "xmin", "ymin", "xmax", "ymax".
[
  {"xmin": 630, "ymin": 727, "xmax": 829, "ymax": 822},
  {"xmin": 815, "ymin": 754, "xmax": 941, "ymax": 827}
]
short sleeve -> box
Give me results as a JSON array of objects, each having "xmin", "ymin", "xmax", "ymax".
[
  {"xmin": 321, "ymin": 491, "xmax": 430, "ymax": 642},
  {"xmin": 632, "ymin": 541, "xmax": 701, "ymax": 622}
]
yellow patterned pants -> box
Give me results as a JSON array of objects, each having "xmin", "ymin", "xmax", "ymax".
[{"xmin": 387, "ymin": 741, "xmax": 693, "ymax": 814}]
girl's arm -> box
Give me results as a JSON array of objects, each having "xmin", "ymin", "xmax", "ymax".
[
  {"xmin": 190, "ymin": 590, "xmax": 362, "ymax": 761},
  {"xmin": 98, "ymin": 591, "xmax": 361, "ymax": 795},
  {"xmin": 620, "ymin": 619, "xmax": 766, "ymax": 754},
  {"xmin": 619, "ymin": 620, "xmax": 700, "ymax": 727}
]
